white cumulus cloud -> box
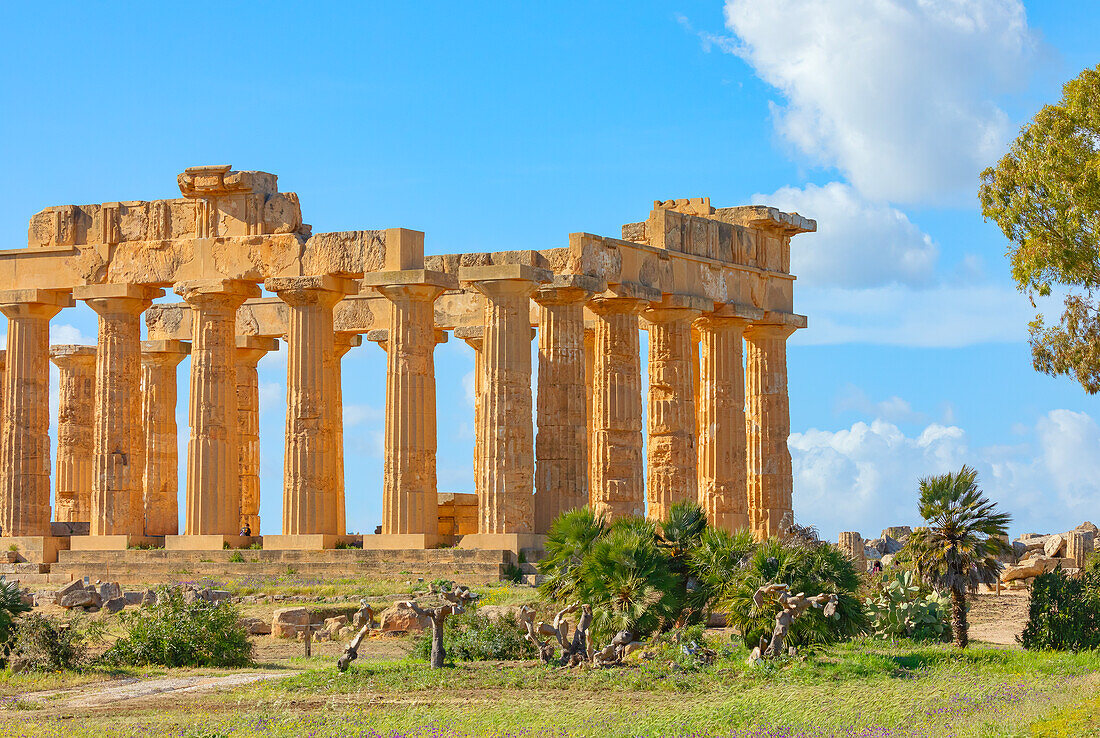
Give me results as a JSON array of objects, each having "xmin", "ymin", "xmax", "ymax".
[
  {"xmin": 754, "ymin": 182, "xmax": 938, "ymax": 288},
  {"xmin": 722, "ymin": 0, "xmax": 1034, "ymax": 204},
  {"xmin": 791, "ymin": 408, "xmax": 1100, "ymax": 541}
]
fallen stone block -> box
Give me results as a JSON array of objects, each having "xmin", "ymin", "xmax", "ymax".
[
  {"xmin": 379, "ymin": 603, "xmax": 428, "ymax": 633},
  {"xmin": 272, "ymin": 607, "xmax": 310, "ymax": 639},
  {"xmin": 240, "ymin": 617, "xmax": 272, "ymax": 635},
  {"xmin": 103, "ymin": 597, "xmax": 126, "ymax": 614}
]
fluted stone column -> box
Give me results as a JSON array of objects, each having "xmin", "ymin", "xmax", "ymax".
[
  {"xmin": 332, "ymin": 332, "xmax": 361, "ymax": 537},
  {"xmin": 588, "ymin": 284, "xmax": 657, "ymax": 520},
  {"xmin": 745, "ymin": 321, "xmax": 798, "ymax": 539},
  {"xmin": 644, "ymin": 296, "xmax": 707, "ymax": 521},
  {"xmin": 0, "ymin": 351, "xmax": 6, "ymax": 467},
  {"xmin": 75, "ymin": 284, "xmax": 164, "ymax": 542},
  {"xmin": 0, "ymin": 289, "xmax": 71, "ymax": 545},
  {"xmin": 460, "ymin": 265, "xmax": 549, "ymax": 543},
  {"xmin": 361, "ymin": 271, "xmax": 455, "ymax": 545},
  {"xmin": 266, "ymin": 275, "xmax": 355, "ymax": 543},
  {"xmin": 695, "ymin": 307, "xmax": 757, "ymax": 533},
  {"xmin": 1067, "ymin": 531, "xmax": 1094, "ymax": 569},
  {"xmin": 50, "ymin": 345, "xmax": 97, "ymax": 524},
  {"xmin": 176, "ymin": 279, "xmax": 260, "ymax": 541},
  {"xmin": 839, "ymin": 532, "xmax": 866, "ymax": 571},
  {"xmin": 141, "ymin": 340, "xmax": 189, "ymax": 537},
  {"xmin": 533, "ymin": 276, "xmax": 601, "ymax": 533},
  {"xmin": 584, "ymin": 327, "xmax": 595, "ymax": 499},
  {"xmin": 235, "ymin": 336, "xmax": 278, "ymax": 535}
]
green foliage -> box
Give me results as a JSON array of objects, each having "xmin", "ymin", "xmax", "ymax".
[
  {"xmin": 0, "ymin": 580, "xmax": 31, "ymax": 665},
  {"xmin": 1020, "ymin": 566, "xmax": 1100, "ymax": 651},
  {"xmin": 907, "ymin": 465, "xmax": 1010, "ymax": 648},
  {"xmin": 9, "ymin": 614, "xmax": 88, "ymax": 671},
  {"xmin": 411, "ymin": 610, "xmax": 534, "ymax": 662},
  {"xmin": 725, "ymin": 537, "xmax": 867, "ymax": 649},
  {"xmin": 102, "ymin": 587, "xmax": 253, "ymax": 668},
  {"xmin": 688, "ymin": 527, "xmax": 758, "ymax": 614},
  {"xmin": 228, "ymin": 551, "xmax": 245, "ymax": 563},
  {"xmin": 536, "ymin": 508, "xmax": 605, "ymax": 600},
  {"xmin": 501, "ymin": 562, "xmax": 523, "ymax": 584},
  {"xmin": 865, "ymin": 571, "xmax": 951, "ymax": 643},
  {"xmin": 979, "ymin": 64, "xmax": 1100, "ymax": 393},
  {"xmin": 579, "ymin": 526, "xmax": 680, "ymax": 640},
  {"xmin": 907, "ymin": 466, "xmax": 1010, "ymax": 596}
]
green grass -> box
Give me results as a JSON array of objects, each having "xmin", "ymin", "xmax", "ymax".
[{"xmin": 2, "ymin": 640, "xmax": 1096, "ymax": 737}]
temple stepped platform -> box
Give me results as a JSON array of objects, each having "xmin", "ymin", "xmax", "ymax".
[{"xmin": 45, "ymin": 547, "xmax": 535, "ymax": 587}]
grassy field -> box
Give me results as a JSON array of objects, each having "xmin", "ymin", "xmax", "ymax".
[{"xmin": 1, "ymin": 639, "xmax": 1097, "ymax": 737}]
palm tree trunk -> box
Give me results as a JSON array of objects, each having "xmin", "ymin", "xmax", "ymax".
[{"xmin": 950, "ymin": 588, "xmax": 968, "ymax": 649}]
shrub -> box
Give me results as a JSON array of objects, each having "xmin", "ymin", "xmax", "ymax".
[
  {"xmin": 537, "ymin": 508, "xmax": 605, "ymax": 600},
  {"xmin": 228, "ymin": 551, "xmax": 245, "ymax": 563},
  {"xmin": 1019, "ymin": 566, "xmax": 1100, "ymax": 651},
  {"xmin": 579, "ymin": 526, "xmax": 679, "ymax": 641},
  {"xmin": 865, "ymin": 571, "xmax": 951, "ymax": 642},
  {"xmin": 688, "ymin": 528, "xmax": 758, "ymax": 616},
  {"xmin": 411, "ymin": 610, "xmax": 534, "ymax": 662},
  {"xmin": 725, "ymin": 537, "xmax": 867, "ymax": 649},
  {"xmin": 102, "ymin": 587, "xmax": 253, "ymax": 668},
  {"xmin": 0, "ymin": 580, "xmax": 31, "ymax": 666},
  {"xmin": 10, "ymin": 614, "xmax": 88, "ymax": 671}
]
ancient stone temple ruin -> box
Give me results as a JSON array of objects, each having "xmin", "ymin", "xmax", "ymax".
[{"xmin": 0, "ymin": 166, "xmax": 814, "ymax": 564}]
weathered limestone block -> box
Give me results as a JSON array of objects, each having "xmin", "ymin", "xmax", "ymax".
[
  {"xmin": 141, "ymin": 340, "xmax": 189, "ymax": 537},
  {"xmin": 462, "ymin": 265, "xmax": 550, "ymax": 534},
  {"xmin": 1043, "ymin": 534, "xmax": 1066, "ymax": 558},
  {"xmin": 533, "ymin": 276, "xmax": 601, "ymax": 532},
  {"xmin": 588, "ymin": 287, "xmax": 656, "ymax": 520},
  {"xmin": 1001, "ymin": 556, "xmax": 1060, "ymax": 583},
  {"xmin": 379, "ymin": 603, "xmax": 428, "ymax": 633},
  {"xmin": 1066, "ymin": 531, "xmax": 1094, "ymax": 569},
  {"xmin": 838, "ymin": 532, "xmax": 865, "ymax": 569},
  {"xmin": 745, "ymin": 322, "xmax": 798, "ymax": 539},
  {"xmin": 177, "ymin": 279, "xmax": 260, "ymax": 536},
  {"xmin": 266, "ymin": 275, "xmax": 356, "ymax": 536},
  {"xmin": 271, "ymin": 607, "xmax": 310, "ymax": 638},
  {"xmin": 0, "ymin": 289, "xmax": 73, "ymax": 538},
  {"xmin": 235, "ymin": 336, "xmax": 278, "ymax": 534},
  {"xmin": 644, "ymin": 296, "xmax": 707, "ymax": 521},
  {"xmin": 695, "ymin": 309, "xmax": 755, "ymax": 532},
  {"xmin": 50, "ymin": 345, "xmax": 97, "ymax": 523}
]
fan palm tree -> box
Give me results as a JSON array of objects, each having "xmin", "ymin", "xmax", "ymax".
[
  {"xmin": 536, "ymin": 508, "xmax": 606, "ymax": 600},
  {"xmin": 906, "ymin": 465, "xmax": 1011, "ymax": 649}
]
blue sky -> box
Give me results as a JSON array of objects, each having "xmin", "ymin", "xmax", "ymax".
[{"xmin": 2, "ymin": 2, "xmax": 1097, "ymax": 540}]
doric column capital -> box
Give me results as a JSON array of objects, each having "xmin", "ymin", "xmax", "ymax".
[
  {"xmin": 265, "ymin": 275, "xmax": 356, "ymax": 308},
  {"xmin": 0, "ymin": 288, "xmax": 74, "ymax": 319},
  {"xmin": 744, "ymin": 322, "xmax": 798, "ymax": 341},
  {"xmin": 361, "ymin": 268, "xmax": 457, "ymax": 297},
  {"xmin": 176, "ymin": 278, "xmax": 261, "ymax": 309},
  {"xmin": 533, "ymin": 274, "xmax": 605, "ymax": 306},
  {"xmin": 460, "ymin": 264, "xmax": 552, "ymax": 299},
  {"xmin": 234, "ymin": 336, "xmax": 279, "ymax": 367},
  {"xmin": 644, "ymin": 293, "xmax": 710, "ymax": 325},
  {"xmin": 588, "ymin": 282, "xmax": 658, "ymax": 317},
  {"xmin": 74, "ymin": 284, "xmax": 164, "ymax": 316},
  {"xmin": 49, "ymin": 344, "xmax": 97, "ymax": 370},
  {"xmin": 140, "ymin": 339, "xmax": 191, "ymax": 368},
  {"xmin": 334, "ymin": 332, "xmax": 362, "ymax": 358}
]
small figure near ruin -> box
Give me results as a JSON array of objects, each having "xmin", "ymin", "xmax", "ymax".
[{"xmin": 749, "ymin": 583, "xmax": 839, "ymax": 661}]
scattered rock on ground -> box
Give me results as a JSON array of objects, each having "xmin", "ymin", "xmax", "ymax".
[
  {"xmin": 272, "ymin": 607, "xmax": 310, "ymax": 639},
  {"xmin": 379, "ymin": 603, "xmax": 428, "ymax": 633}
]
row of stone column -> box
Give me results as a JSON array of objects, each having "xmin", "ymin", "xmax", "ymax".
[
  {"xmin": 0, "ymin": 270, "xmax": 795, "ymax": 543},
  {"xmin": 368, "ymin": 267, "xmax": 796, "ymax": 542}
]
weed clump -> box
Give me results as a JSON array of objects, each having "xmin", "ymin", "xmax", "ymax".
[{"xmin": 103, "ymin": 587, "xmax": 252, "ymax": 668}]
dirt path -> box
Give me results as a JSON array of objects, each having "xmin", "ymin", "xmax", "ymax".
[
  {"xmin": 20, "ymin": 671, "xmax": 299, "ymax": 711},
  {"xmin": 968, "ymin": 589, "xmax": 1030, "ymax": 645}
]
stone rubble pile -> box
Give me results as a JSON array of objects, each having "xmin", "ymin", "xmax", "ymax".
[{"xmin": 838, "ymin": 521, "xmax": 1097, "ymax": 589}]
